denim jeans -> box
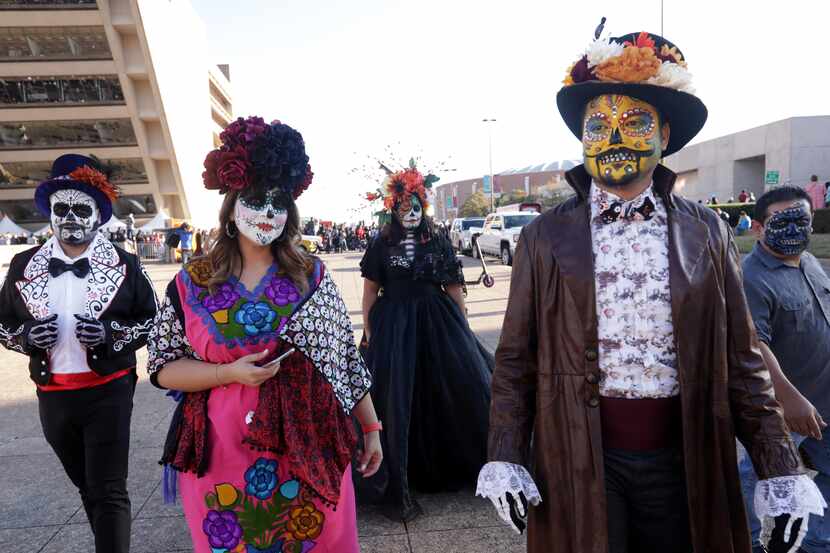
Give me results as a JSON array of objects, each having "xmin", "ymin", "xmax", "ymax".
[{"xmin": 738, "ymin": 429, "xmax": 830, "ymax": 552}]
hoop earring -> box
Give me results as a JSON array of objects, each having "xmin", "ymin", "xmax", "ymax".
[{"xmin": 225, "ymin": 221, "xmax": 238, "ymax": 238}]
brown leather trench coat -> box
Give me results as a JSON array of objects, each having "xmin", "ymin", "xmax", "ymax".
[{"xmin": 489, "ymin": 164, "xmax": 804, "ymax": 553}]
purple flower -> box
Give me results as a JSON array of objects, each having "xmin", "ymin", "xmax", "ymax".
[
  {"xmin": 202, "ymin": 510, "xmax": 243, "ymax": 550},
  {"xmin": 220, "ymin": 116, "xmax": 268, "ymax": 149},
  {"xmin": 202, "ymin": 282, "xmax": 240, "ymax": 312},
  {"xmin": 265, "ymin": 276, "xmax": 301, "ymax": 306}
]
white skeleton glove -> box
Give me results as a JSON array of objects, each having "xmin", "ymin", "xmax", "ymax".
[
  {"xmin": 476, "ymin": 461, "xmax": 542, "ymax": 534},
  {"xmin": 25, "ymin": 314, "xmax": 59, "ymax": 350},
  {"xmin": 74, "ymin": 315, "xmax": 106, "ymax": 348},
  {"xmin": 756, "ymin": 474, "xmax": 827, "ymax": 553}
]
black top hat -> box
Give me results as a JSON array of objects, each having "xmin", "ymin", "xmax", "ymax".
[{"xmin": 556, "ymin": 31, "xmax": 707, "ymax": 157}]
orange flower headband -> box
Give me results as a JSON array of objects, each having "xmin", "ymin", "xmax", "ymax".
[
  {"xmin": 563, "ymin": 31, "xmax": 695, "ymax": 94},
  {"xmin": 68, "ymin": 165, "xmax": 120, "ymax": 202},
  {"xmin": 383, "ymin": 167, "xmax": 430, "ymax": 211}
]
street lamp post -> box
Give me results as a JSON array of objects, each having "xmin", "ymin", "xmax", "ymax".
[{"xmin": 482, "ymin": 118, "xmax": 496, "ymax": 212}]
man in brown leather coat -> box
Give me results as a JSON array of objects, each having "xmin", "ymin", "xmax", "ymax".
[{"xmin": 475, "ymin": 30, "xmax": 826, "ymax": 553}]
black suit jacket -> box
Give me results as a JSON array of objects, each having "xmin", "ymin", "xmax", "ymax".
[{"xmin": 0, "ymin": 235, "xmax": 158, "ymax": 385}]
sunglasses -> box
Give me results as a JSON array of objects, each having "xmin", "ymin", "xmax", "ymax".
[{"xmin": 52, "ymin": 202, "xmax": 94, "ymax": 219}]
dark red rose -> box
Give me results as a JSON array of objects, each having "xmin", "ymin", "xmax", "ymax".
[
  {"xmin": 216, "ymin": 147, "xmax": 251, "ymax": 191},
  {"xmin": 202, "ymin": 149, "xmax": 224, "ymax": 190},
  {"xmin": 571, "ymin": 55, "xmax": 595, "ymax": 83}
]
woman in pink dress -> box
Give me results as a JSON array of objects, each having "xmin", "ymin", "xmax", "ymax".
[{"xmin": 146, "ymin": 117, "xmax": 382, "ymax": 553}]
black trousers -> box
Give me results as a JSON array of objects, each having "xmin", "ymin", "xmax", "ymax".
[
  {"xmin": 37, "ymin": 374, "xmax": 135, "ymax": 553},
  {"xmin": 605, "ymin": 447, "xmax": 693, "ymax": 553}
]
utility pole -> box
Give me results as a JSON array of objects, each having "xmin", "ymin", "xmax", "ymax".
[{"xmin": 482, "ymin": 118, "xmax": 496, "ymax": 212}]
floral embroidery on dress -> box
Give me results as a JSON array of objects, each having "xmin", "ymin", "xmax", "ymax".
[
  {"xmin": 591, "ymin": 183, "xmax": 678, "ymax": 399},
  {"xmin": 183, "ymin": 266, "xmax": 300, "ymax": 346},
  {"xmin": 202, "ymin": 457, "xmax": 325, "ymax": 552}
]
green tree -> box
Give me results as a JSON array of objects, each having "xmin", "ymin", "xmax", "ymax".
[{"xmin": 459, "ymin": 190, "xmax": 490, "ymax": 217}]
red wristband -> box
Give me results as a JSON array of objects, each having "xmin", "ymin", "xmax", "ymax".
[{"xmin": 362, "ymin": 421, "xmax": 383, "ymax": 434}]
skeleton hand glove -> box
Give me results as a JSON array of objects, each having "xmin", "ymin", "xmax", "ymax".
[
  {"xmin": 25, "ymin": 314, "xmax": 59, "ymax": 350},
  {"xmin": 756, "ymin": 475, "xmax": 826, "ymax": 553},
  {"xmin": 74, "ymin": 315, "xmax": 106, "ymax": 348},
  {"xmin": 476, "ymin": 462, "xmax": 542, "ymax": 535},
  {"xmin": 763, "ymin": 514, "xmax": 806, "ymax": 553}
]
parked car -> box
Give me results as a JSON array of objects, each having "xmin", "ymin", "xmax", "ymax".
[
  {"xmin": 299, "ymin": 234, "xmax": 321, "ymax": 254},
  {"xmin": 475, "ymin": 211, "xmax": 539, "ymax": 266},
  {"xmin": 449, "ymin": 217, "xmax": 485, "ymax": 255}
]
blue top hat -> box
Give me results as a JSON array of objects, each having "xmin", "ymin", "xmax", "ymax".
[{"xmin": 34, "ymin": 154, "xmax": 116, "ymax": 223}]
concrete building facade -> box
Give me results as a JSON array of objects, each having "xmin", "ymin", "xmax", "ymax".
[
  {"xmin": 664, "ymin": 116, "xmax": 830, "ymax": 203},
  {"xmin": 433, "ymin": 160, "xmax": 579, "ymax": 221},
  {"xmin": 0, "ymin": 0, "xmax": 231, "ymax": 230}
]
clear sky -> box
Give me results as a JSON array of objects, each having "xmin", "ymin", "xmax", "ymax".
[{"xmin": 190, "ymin": 0, "xmax": 830, "ymax": 222}]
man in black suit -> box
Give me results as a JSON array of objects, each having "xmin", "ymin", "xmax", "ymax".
[{"xmin": 0, "ymin": 154, "xmax": 158, "ymax": 553}]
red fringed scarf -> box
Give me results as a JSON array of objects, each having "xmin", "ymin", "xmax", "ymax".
[{"xmin": 163, "ymin": 352, "xmax": 357, "ymax": 508}]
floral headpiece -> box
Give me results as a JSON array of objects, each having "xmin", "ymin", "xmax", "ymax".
[
  {"xmin": 381, "ymin": 159, "xmax": 439, "ymax": 211},
  {"xmin": 202, "ymin": 116, "xmax": 314, "ymax": 200},
  {"xmin": 563, "ymin": 31, "xmax": 694, "ymax": 94},
  {"xmin": 55, "ymin": 165, "xmax": 120, "ymax": 201}
]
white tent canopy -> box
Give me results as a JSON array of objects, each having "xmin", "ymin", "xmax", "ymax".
[
  {"xmin": 98, "ymin": 215, "xmax": 126, "ymax": 233},
  {"xmin": 139, "ymin": 210, "xmax": 170, "ymax": 232},
  {"xmin": 0, "ymin": 216, "xmax": 31, "ymax": 236},
  {"xmin": 33, "ymin": 223, "xmax": 52, "ymax": 236}
]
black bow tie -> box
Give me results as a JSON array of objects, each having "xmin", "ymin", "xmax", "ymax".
[
  {"xmin": 48, "ymin": 257, "xmax": 90, "ymax": 278},
  {"xmin": 599, "ymin": 196, "xmax": 656, "ymax": 224}
]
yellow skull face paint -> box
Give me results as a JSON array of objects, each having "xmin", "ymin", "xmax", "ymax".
[{"xmin": 582, "ymin": 94, "xmax": 665, "ymax": 188}]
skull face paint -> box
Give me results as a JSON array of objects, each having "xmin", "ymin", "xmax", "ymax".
[
  {"xmin": 764, "ymin": 203, "xmax": 812, "ymax": 257},
  {"xmin": 49, "ymin": 189, "xmax": 100, "ymax": 246},
  {"xmin": 583, "ymin": 94, "xmax": 666, "ymax": 188},
  {"xmin": 233, "ymin": 186, "xmax": 288, "ymax": 246},
  {"xmin": 397, "ymin": 194, "xmax": 423, "ymax": 230}
]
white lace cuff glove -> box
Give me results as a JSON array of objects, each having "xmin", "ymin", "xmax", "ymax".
[
  {"xmin": 756, "ymin": 474, "xmax": 827, "ymax": 553},
  {"xmin": 476, "ymin": 461, "xmax": 542, "ymax": 534}
]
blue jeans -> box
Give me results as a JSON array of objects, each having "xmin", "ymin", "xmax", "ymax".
[{"xmin": 738, "ymin": 430, "xmax": 830, "ymax": 552}]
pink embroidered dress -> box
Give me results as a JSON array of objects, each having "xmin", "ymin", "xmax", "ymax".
[{"xmin": 147, "ymin": 259, "xmax": 371, "ymax": 553}]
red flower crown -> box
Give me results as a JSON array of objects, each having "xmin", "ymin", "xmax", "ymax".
[{"xmin": 383, "ymin": 167, "xmax": 430, "ymax": 211}]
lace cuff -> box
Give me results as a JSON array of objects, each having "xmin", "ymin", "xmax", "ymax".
[
  {"xmin": 476, "ymin": 461, "xmax": 542, "ymax": 505},
  {"xmin": 754, "ymin": 474, "xmax": 827, "ymax": 520}
]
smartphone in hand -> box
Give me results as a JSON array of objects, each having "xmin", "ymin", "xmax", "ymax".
[{"xmin": 262, "ymin": 348, "xmax": 296, "ymax": 369}]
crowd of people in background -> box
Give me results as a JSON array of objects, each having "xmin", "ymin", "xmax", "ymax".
[{"xmin": 304, "ymin": 218, "xmax": 378, "ymax": 254}]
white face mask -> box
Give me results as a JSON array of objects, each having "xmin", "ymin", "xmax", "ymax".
[
  {"xmin": 397, "ymin": 195, "xmax": 423, "ymax": 230},
  {"xmin": 50, "ymin": 189, "xmax": 100, "ymax": 246},
  {"xmin": 233, "ymin": 188, "xmax": 288, "ymax": 246}
]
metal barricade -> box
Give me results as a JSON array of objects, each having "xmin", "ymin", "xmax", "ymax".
[{"xmin": 136, "ymin": 242, "xmax": 167, "ymax": 260}]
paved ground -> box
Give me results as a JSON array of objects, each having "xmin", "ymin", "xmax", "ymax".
[{"xmin": 0, "ymin": 252, "xmax": 522, "ymax": 553}]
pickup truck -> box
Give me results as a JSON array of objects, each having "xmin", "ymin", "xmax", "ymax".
[
  {"xmin": 475, "ymin": 211, "xmax": 539, "ymax": 266},
  {"xmin": 449, "ymin": 217, "xmax": 485, "ymax": 255}
]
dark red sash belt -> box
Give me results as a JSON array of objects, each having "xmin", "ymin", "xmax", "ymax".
[{"xmin": 600, "ymin": 396, "xmax": 682, "ymax": 451}]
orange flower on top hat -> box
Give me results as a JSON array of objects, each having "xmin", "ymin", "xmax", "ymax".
[
  {"xmin": 68, "ymin": 165, "xmax": 119, "ymax": 202},
  {"xmin": 594, "ymin": 45, "xmax": 661, "ymax": 83}
]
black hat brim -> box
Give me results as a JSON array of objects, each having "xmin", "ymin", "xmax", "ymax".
[{"xmin": 556, "ymin": 81, "xmax": 708, "ymax": 157}]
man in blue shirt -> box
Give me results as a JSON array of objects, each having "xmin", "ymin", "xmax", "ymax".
[
  {"xmin": 740, "ymin": 186, "xmax": 830, "ymax": 553},
  {"xmin": 176, "ymin": 223, "xmax": 194, "ymax": 265}
]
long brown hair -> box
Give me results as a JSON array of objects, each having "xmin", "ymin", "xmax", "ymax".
[{"xmin": 205, "ymin": 190, "xmax": 313, "ymax": 295}]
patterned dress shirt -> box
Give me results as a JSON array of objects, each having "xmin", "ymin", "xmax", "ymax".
[{"xmin": 590, "ymin": 182, "xmax": 679, "ymax": 399}]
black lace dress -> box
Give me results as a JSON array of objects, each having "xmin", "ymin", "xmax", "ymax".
[{"xmin": 357, "ymin": 232, "xmax": 493, "ymax": 521}]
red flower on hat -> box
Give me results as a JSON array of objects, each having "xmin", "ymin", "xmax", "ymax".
[
  {"xmin": 625, "ymin": 31, "xmax": 656, "ymax": 49},
  {"xmin": 69, "ymin": 166, "xmax": 119, "ymax": 201}
]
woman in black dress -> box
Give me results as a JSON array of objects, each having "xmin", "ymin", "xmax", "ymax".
[{"xmin": 359, "ymin": 164, "xmax": 493, "ymax": 521}]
